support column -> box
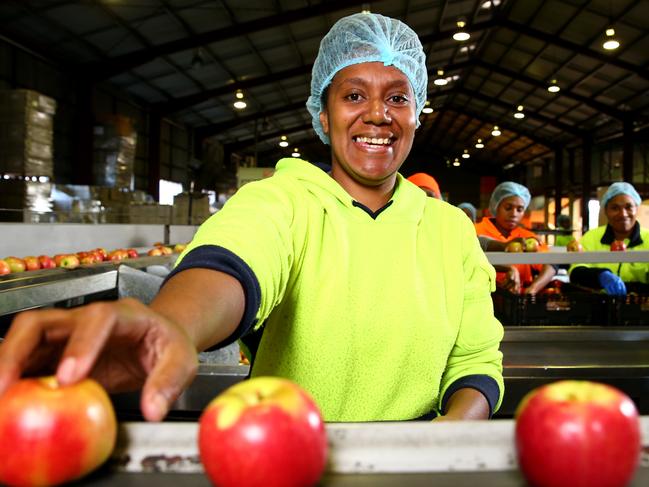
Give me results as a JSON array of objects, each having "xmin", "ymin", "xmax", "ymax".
[
  {"xmin": 623, "ymin": 117, "xmax": 634, "ymax": 183},
  {"xmin": 147, "ymin": 113, "xmax": 162, "ymax": 201},
  {"xmin": 581, "ymin": 136, "xmax": 592, "ymax": 234},
  {"xmin": 554, "ymin": 147, "xmax": 563, "ymax": 227},
  {"xmin": 74, "ymin": 81, "xmax": 94, "ymax": 185}
]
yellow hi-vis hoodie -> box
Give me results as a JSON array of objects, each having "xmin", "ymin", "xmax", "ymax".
[{"xmin": 172, "ymin": 158, "xmax": 504, "ymax": 421}]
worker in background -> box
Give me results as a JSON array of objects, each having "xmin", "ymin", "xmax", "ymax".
[
  {"xmin": 0, "ymin": 13, "xmax": 503, "ymax": 423},
  {"xmin": 570, "ymin": 182, "xmax": 649, "ymax": 296},
  {"xmin": 407, "ymin": 172, "xmax": 441, "ymax": 199},
  {"xmin": 458, "ymin": 202, "xmax": 477, "ymax": 223},
  {"xmin": 554, "ymin": 214, "xmax": 574, "ymax": 247},
  {"xmin": 475, "ymin": 182, "xmax": 557, "ymax": 294}
]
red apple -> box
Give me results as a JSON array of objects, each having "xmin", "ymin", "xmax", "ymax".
[
  {"xmin": 611, "ymin": 240, "xmax": 626, "ymax": 252},
  {"xmin": 108, "ymin": 250, "xmax": 128, "ymax": 262},
  {"xmin": 566, "ymin": 239, "xmax": 583, "ymax": 252},
  {"xmin": 23, "ymin": 256, "xmax": 41, "ymax": 271},
  {"xmin": 147, "ymin": 247, "xmax": 164, "ymax": 256},
  {"xmin": 505, "ymin": 241, "xmax": 524, "ymax": 253},
  {"xmin": 93, "ymin": 248, "xmax": 108, "ymax": 261},
  {"xmin": 524, "ymin": 238, "xmax": 539, "ymax": 253},
  {"xmin": 0, "ymin": 376, "xmax": 117, "ymax": 487},
  {"xmin": 515, "ymin": 380, "xmax": 641, "ymax": 487},
  {"xmin": 199, "ymin": 376, "xmax": 328, "ymax": 487},
  {"xmin": 5, "ymin": 257, "xmax": 26, "ymax": 273},
  {"xmin": 38, "ymin": 255, "xmax": 56, "ymax": 269},
  {"xmin": 126, "ymin": 248, "xmax": 139, "ymax": 259},
  {"xmin": 157, "ymin": 245, "xmax": 173, "ymax": 255},
  {"xmin": 80, "ymin": 254, "xmax": 98, "ymax": 265},
  {"xmin": 59, "ymin": 255, "xmax": 80, "ymax": 269},
  {"xmin": 0, "ymin": 259, "xmax": 10, "ymax": 275}
]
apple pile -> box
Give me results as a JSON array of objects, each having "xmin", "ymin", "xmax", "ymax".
[
  {"xmin": 566, "ymin": 239, "xmax": 584, "ymax": 252},
  {"xmin": 199, "ymin": 376, "xmax": 328, "ymax": 487},
  {"xmin": 147, "ymin": 242, "xmax": 187, "ymax": 256},
  {"xmin": 515, "ymin": 380, "xmax": 641, "ymax": 487},
  {"xmin": 505, "ymin": 238, "xmax": 540, "ymax": 253},
  {"xmin": 0, "ymin": 376, "xmax": 117, "ymax": 487}
]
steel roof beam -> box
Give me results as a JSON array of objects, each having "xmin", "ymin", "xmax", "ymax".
[
  {"xmin": 85, "ymin": 0, "xmax": 369, "ymax": 80},
  {"xmin": 227, "ymin": 122, "xmax": 314, "ymax": 151}
]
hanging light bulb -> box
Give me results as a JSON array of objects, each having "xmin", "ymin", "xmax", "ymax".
[
  {"xmin": 190, "ymin": 48, "xmax": 205, "ymax": 69},
  {"xmin": 602, "ymin": 27, "xmax": 620, "ymax": 50},
  {"xmin": 452, "ymin": 20, "xmax": 471, "ymax": 42},
  {"xmin": 233, "ymin": 90, "xmax": 247, "ymax": 110},
  {"xmin": 514, "ymin": 105, "xmax": 525, "ymax": 119},
  {"xmin": 547, "ymin": 79, "xmax": 560, "ymax": 93},
  {"xmin": 291, "ymin": 148, "xmax": 301, "ymax": 158},
  {"xmin": 434, "ymin": 69, "xmax": 448, "ymax": 86},
  {"xmin": 462, "ymin": 149, "xmax": 470, "ymax": 159},
  {"xmin": 452, "ymin": 158, "xmax": 461, "ymax": 167},
  {"xmin": 278, "ymin": 135, "xmax": 289, "ymax": 148},
  {"xmin": 475, "ymin": 138, "xmax": 484, "ymax": 149},
  {"xmin": 361, "ymin": 3, "xmax": 371, "ymax": 14},
  {"xmin": 491, "ymin": 125, "xmax": 501, "ymax": 136},
  {"xmin": 422, "ymin": 100, "xmax": 434, "ymax": 114}
]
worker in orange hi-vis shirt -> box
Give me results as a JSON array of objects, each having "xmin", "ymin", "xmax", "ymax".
[{"xmin": 475, "ymin": 181, "xmax": 557, "ymax": 294}]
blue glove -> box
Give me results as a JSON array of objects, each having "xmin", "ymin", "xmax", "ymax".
[{"xmin": 598, "ymin": 271, "xmax": 627, "ymax": 296}]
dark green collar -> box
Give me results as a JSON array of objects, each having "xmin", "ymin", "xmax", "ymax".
[{"xmin": 600, "ymin": 221, "xmax": 642, "ymax": 247}]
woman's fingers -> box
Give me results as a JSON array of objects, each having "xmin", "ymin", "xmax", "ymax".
[{"xmin": 140, "ymin": 327, "xmax": 198, "ymax": 421}]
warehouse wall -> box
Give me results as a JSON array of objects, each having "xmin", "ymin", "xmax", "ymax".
[{"xmin": 0, "ymin": 38, "xmax": 195, "ymax": 196}]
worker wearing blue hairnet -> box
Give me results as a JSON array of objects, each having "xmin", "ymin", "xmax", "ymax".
[
  {"xmin": 570, "ymin": 182, "xmax": 649, "ymax": 296},
  {"xmin": 458, "ymin": 202, "xmax": 477, "ymax": 223},
  {"xmin": 476, "ymin": 182, "xmax": 557, "ymax": 294},
  {"xmin": 0, "ymin": 13, "xmax": 504, "ymax": 424}
]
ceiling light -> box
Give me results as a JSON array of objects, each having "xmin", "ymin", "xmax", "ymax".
[
  {"xmin": 434, "ymin": 69, "xmax": 448, "ymax": 86},
  {"xmin": 361, "ymin": 3, "xmax": 371, "ymax": 14},
  {"xmin": 278, "ymin": 135, "xmax": 289, "ymax": 148},
  {"xmin": 513, "ymin": 105, "xmax": 525, "ymax": 119},
  {"xmin": 422, "ymin": 100, "xmax": 434, "ymax": 114},
  {"xmin": 453, "ymin": 20, "xmax": 471, "ymax": 42},
  {"xmin": 233, "ymin": 90, "xmax": 247, "ymax": 110},
  {"xmin": 481, "ymin": 0, "xmax": 500, "ymax": 8},
  {"xmin": 547, "ymin": 79, "xmax": 560, "ymax": 93},
  {"xmin": 491, "ymin": 125, "xmax": 501, "ymax": 136},
  {"xmin": 602, "ymin": 28, "xmax": 620, "ymax": 50},
  {"xmin": 291, "ymin": 148, "xmax": 301, "ymax": 158},
  {"xmin": 475, "ymin": 138, "xmax": 484, "ymax": 149},
  {"xmin": 462, "ymin": 149, "xmax": 470, "ymax": 159},
  {"xmin": 453, "ymin": 158, "xmax": 461, "ymax": 167},
  {"xmin": 190, "ymin": 48, "xmax": 205, "ymax": 69}
]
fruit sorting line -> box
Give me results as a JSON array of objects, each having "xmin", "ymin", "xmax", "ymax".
[
  {"xmin": 68, "ymin": 419, "xmax": 649, "ymax": 486},
  {"xmin": 486, "ymin": 249, "xmax": 649, "ymax": 265}
]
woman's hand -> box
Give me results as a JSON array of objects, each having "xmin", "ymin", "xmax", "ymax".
[
  {"xmin": 503, "ymin": 266, "xmax": 521, "ymax": 294},
  {"xmin": 0, "ymin": 298, "xmax": 198, "ymax": 421}
]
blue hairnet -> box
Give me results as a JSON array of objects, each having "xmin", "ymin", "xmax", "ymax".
[
  {"xmin": 489, "ymin": 182, "xmax": 531, "ymax": 216},
  {"xmin": 306, "ymin": 13, "xmax": 428, "ymax": 145},
  {"xmin": 458, "ymin": 202, "xmax": 477, "ymax": 222},
  {"xmin": 601, "ymin": 182, "xmax": 641, "ymax": 208}
]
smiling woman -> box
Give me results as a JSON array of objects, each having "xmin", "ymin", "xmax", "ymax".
[{"xmin": 0, "ymin": 13, "xmax": 505, "ymax": 425}]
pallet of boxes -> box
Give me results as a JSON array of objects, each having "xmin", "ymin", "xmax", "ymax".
[
  {"xmin": 0, "ymin": 89, "xmax": 55, "ymax": 222},
  {"xmin": 172, "ymin": 192, "xmax": 211, "ymax": 225}
]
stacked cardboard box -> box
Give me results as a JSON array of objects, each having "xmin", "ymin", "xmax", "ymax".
[
  {"xmin": 93, "ymin": 115, "xmax": 137, "ymax": 190},
  {"xmin": 0, "ymin": 89, "xmax": 56, "ymax": 178},
  {"xmin": 0, "ymin": 180, "xmax": 53, "ymax": 222},
  {"xmin": 172, "ymin": 192, "xmax": 211, "ymax": 225},
  {"xmin": 128, "ymin": 203, "xmax": 171, "ymax": 224}
]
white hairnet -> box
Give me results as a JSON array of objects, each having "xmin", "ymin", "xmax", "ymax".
[
  {"xmin": 306, "ymin": 12, "xmax": 428, "ymax": 145},
  {"xmin": 601, "ymin": 182, "xmax": 641, "ymax": 208},
  {"xmin": 489, "ymin": 182, "xmax": 531, "ymax": 216}
]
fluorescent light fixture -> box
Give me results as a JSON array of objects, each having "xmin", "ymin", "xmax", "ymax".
[
  {"xmin": 514, "ymin": 105, "xmax": 525, "ymax": 119},
  {"xmin": 233, "ymin": 90, "xmax": 247, "ymax": 109},
  {"xmin": 547, "ymin": 79, "xmax": 560, "ymax": 93},
  {"xmin": 453, "ymin": 20, "xmax": 470, "ymax": 42},
  {"xmin": 492, "ymin": 125, "xmax": 501, "ymax": 136},
  {"xmin": 602, "ymin": 28, "xmax": 620, "ymax": 50},
  {"xmin": 422, "ymin": 100, "xmax": 434, "ymax": 114},
  {"xmin": 433, "ymin": 69, "xmax": 448, "ymax": 86},
  {"xmin": 279, "ymin": 135, "xmax": 289, "ymax": 148},
  {"xmin": 462, "ymin": 149, "xmax": 470, "ymax": 159},
  {"xmin": 291, "ymin": 149, "xmax": 301, "ymax": 158},
  {"xmin": 475, "ymin": 138, "xmax": 484, "ymax": 149},
  {"xmin": 453, "ymin": 158, "xmax": 461, "ymax": 167}
]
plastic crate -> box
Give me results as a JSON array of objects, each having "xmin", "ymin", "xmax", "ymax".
[
  {"xmin": 492, "ymin": 283, "xmax": 610, "ymax": 326},
  {"xmin": 609, "ymin": 283, "xmax": 649, "ymax": 326}
]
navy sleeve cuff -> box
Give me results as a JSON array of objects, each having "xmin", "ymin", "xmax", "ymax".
[
  {"xmin": 441, "ymin": 374, "xmax": 501, "ymax": 418},
  {"xmin": 161, "ymin": 245, "xmax": 261, "ymax": 349}
]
